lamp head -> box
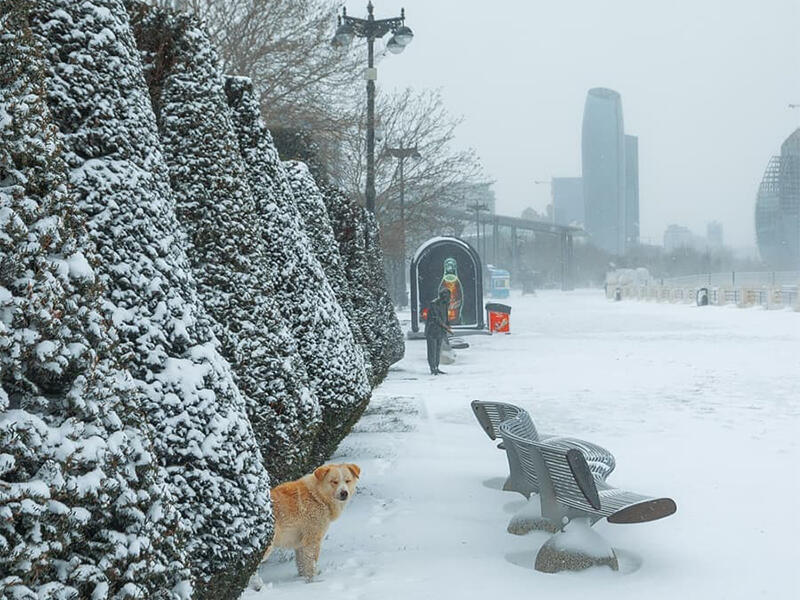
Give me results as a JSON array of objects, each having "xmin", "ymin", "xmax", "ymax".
[
  {"xmin": 333, "ymin": 21, "xmax": 355, "ymax": 47},
  {"xmin": 386, "ymin": 36, "xmax": 405, "ymax": 54},
  {"xmin": 393, "ymin": 25, "xmax": 413, "ymax": 46}
]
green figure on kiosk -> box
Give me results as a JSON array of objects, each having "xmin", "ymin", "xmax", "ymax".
[{"xmin": 437, "ymin": 257, "xmax": 463, "ymax": 325}]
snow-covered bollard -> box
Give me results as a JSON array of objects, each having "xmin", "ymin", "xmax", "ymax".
[{"xmin": 534, "ymin": 518, "xmax": 619, "ymax": 573}]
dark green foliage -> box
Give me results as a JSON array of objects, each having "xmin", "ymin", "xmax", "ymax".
[
  {"xmin": 322, "ymin": 188, "xmax": 405, "ymax": 385},
  {"xmin": 284, "ymin": 160, "xmax": 375, "ymax": 384},
  {"xmin": 128, "ymin": 3, "xmax": 321, "ymax": 484},
  {"xmin": 27, "ymin": 1, "xmax": 273, "ymax": 597},
  {"xmin": 223, "ymin": 77, "xmax": 371, "ymax": 469},
  {"xmin": 1, "ymin": 4, "xmax": 188, "ymax": 597}
]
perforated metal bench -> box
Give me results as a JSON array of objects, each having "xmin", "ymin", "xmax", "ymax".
[
  {"xmin": 498, "ymin": 415, "xmax": 677, "ymax": 528},
  {"xmin": 471, "ymin": 400, "xmax": 616, "ymax": 497}
]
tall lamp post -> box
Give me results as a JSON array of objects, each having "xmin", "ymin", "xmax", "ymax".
[
  {"xmin": 384, "ymin": 144, "xmax": 420, "ymax": 306},
  {"xmin": 332, "ymin": 2, "xmax": 414, "ymax": 213}
]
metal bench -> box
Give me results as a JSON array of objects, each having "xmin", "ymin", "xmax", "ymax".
[
  {"xmin": 471, "ymin": 400, "xmax": 615, "ymax": 497},
  {"xmin": 498, "ymin": 415, "xmax": 677, "ymax": 529}
]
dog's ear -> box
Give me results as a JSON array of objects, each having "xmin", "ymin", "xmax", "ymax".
[
  {"xmin": 346, "ymin": 464, "xmax": 361, "ymax": 479},
  {"xmin": 314, "ymin": 465, "xmax": 331, "ymax": 481}
]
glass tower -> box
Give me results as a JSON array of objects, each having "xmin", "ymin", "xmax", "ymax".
[
  {"xmin": 755, "ymin": 129, "xmax": 800, "ymax": 269},
  {"xmin": 582, "ymin": 88, "xmax": 626, "ymax": 255}
]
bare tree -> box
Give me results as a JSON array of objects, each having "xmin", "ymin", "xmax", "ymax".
[
  {"xmin": 148, "ymin": 1, "xmax": 485, "ymax": 292},
  {"xmin": 338, "ymin": 87, "xmax": 485, "ymax": 255},
  {"xmin": 148, "ymin": 0, "xmax": 363, "ymax": 152}
]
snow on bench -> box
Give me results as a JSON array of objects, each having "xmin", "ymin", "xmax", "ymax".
[
  {"xmin": 470, "ymin": 400, "xmax": 615, "ymax": 498},
  {"xmin": 471, "ymin": 401, "xmax": 676, "ymax": 572},
  {"xmin": 498, "ymin": 414, "xmax": 677, "ymax": 572}
]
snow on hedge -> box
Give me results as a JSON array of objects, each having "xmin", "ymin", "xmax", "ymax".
[
  {"xmin": 28, "ymin": 1, "xmax": 272, "ymax": 598},
  {"xmin": 322, "ymin": 188, "xmax": 405, "ymax": 385},
  {"xmin": 283, "ymin": 160, "xmax": 375, "ymax": 384},
  {"xmin": 223, "ymin": 77, "xmax": 371, "ymax": 467},
  {"xmin": 1, "ymin": 6, "xmax": 188, "ymax": 598},
  {"xmin": 128, "ymin": 4, "xmax": 320, "ymax": 485}
]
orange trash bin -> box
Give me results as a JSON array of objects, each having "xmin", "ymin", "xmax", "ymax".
[{"xmin": 485, "ymin": 302, "xmax": 511, "ymax": 334}]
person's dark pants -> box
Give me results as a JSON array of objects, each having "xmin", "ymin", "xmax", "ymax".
[{"xmin": 426, "ymin": 335, "xmax": 443, "ymax": 373}]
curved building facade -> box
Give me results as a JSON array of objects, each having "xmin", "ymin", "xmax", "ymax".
[
  {"xmin": 582, "ymin": 88, "xmax": 626, "ymax": 255},
  {"xmin": 755, "ymin": 129, "xmax": 800, "ymax": 269}
]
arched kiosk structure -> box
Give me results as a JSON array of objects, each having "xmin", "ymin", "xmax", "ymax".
[{"xmin": 410, "ymin": 237, "xmax": 485, "ymax": 334}]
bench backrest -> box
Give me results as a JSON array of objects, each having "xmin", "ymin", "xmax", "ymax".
[
  {"xmin": 471, "ymin": 401, "xmax": 539, "ymax": 441},
  {"xmin": 499, "ymin": 417, "xmax": 601, "ymax": 515},
  {"xmin": 531, "ymin": 440, "xmax": 602, "ymax": 512},
  {"xmin": 500, "ymin": 409, "xmax": 539, "ymax": 440},
  {"xmin": 497, "ymin": 415, "xmax": 545, "ymax": 492}
]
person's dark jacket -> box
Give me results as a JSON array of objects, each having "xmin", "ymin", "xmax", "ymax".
[{"xmin": 424, "ymin": 297, "xmax": 450, "ymax": 339}]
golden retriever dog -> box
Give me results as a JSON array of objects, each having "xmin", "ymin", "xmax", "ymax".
[{"xmin": 250, "ymin": 463, "xmax": 361, "ymax": 588}]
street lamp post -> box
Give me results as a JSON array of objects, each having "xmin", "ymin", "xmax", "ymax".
[
  {"xmin": 332, "ymin": 2, "xmax": 413, "ymax": 213},
  {"xmin": 384, "ymin": 144, "xmax": 420, "ymax": 307}
]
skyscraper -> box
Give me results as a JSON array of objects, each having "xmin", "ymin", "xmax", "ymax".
[
  {"xmin": 582, "ymin": 88, "xmax": 626, "ymax": 255},
  {"xmin": 624, "ymin": 135, "xmax": 640, "ymax": 247},
  {"xmin": 755, "ymin": 128, "xmax": 800, "ymax": 269}
]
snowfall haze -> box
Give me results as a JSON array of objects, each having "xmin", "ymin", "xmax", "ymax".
[{"xmin": 352, "ymin": 0, "xmax": 800, "ymax": 248}]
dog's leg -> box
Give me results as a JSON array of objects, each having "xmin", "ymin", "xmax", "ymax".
[
  {"xmin": 310, "ymin": 541, "xmax": 322, "ymax": 568},
  {"xmin": 295, "ymin": 547, "xmax": 315, "ymax": 580},
  {"xmin": 301, "ymin": 534, "xmax": 324, "ymax": 582}
]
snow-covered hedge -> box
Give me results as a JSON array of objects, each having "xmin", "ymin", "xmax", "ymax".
[
  {"xmin": 3, "ymin": 0, "xmax": 406, "ymax": 595},
  {"xmin": 1, "ymin": 6, "xmax": 188, "ymax": 597},
  {"xmin": 128, "ymin": 4, "xmax": 320, "ymax": 485},
  {"xmin": 283, "ymin": 160, "xmax": 375, "ymax": 383},
  {"xmin": 322, "ymin": 188, "xmax": 405, "ymax": 385},
  {"xmin": 28, "ymin": 1, "xmax": 273, "ymax": 598},
  {"xmin": 223, "ymin": 76, "xmax": 372, "ymax": 468}
]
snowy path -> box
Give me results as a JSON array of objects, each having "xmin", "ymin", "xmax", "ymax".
[{"xmin": 242, "ymin": 290, "xmax": 800, "ymax": 600}]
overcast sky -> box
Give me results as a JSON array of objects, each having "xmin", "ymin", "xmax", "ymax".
[{"xmin": 341, "ymin": 0, "xmax": 799, "ymax": 248}]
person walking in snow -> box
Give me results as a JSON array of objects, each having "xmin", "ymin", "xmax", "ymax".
[{"xmin": 425, "ymin": 288, "xmax": 452, "ymax": 375}]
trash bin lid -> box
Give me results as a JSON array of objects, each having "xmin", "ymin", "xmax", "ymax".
[{"xmin": 485, "ymin": 302, "xmax": 511, "ymax": 313}]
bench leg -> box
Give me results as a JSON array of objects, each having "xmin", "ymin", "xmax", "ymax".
[{"xmin": 534, "ymin": 518, "xmax": 619, "ymax": 573}]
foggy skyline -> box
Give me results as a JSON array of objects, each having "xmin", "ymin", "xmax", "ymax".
[{"xmin": 343, "ymin": 0, "xmax": 800, "ymax": 248}]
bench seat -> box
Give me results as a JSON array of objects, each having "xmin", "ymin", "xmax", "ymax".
[
  {"xmin": 499, "ymin": 416, "xmax": 676, "ymax": 526},
  {"xmin": 471, "ymin": 400, "xmax": 615, "ymax": 497}
]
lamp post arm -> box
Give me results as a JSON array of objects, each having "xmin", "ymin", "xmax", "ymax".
[{"xmin": 343, "ymin": 16, "xmax": 405, "ymax": 39}]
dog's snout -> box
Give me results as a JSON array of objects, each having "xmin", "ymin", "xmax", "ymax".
[{"xmin": 338, "ymin": 489, "xmax": 349, "ymax": 501}]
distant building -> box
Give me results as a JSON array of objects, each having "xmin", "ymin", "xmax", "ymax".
[
  {"xmin": 663, "ymin": 224, "xmax": 694, "ymax": 253},
  {"xmin": 624, "ymin": 135, "xmax": 640, "ymax": 247},
  {"xmin": 552, "ymin": 177, "xmax": 584, "ymax": 227},
  {"xmin": 706, "ymin": 221, "xmax": 723, "ymax": 250},
  {"xmin": 582, "ymin": 88, "xmax": 626, "ymax": 255},
  {"xmin": 755, "ymin": 128, "xmax": 800, "ymax": 269}
]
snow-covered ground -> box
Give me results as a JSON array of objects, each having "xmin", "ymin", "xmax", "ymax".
[{"xmin": 242, "ymin": 290, "xmax": 800, "ymax": 600}]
